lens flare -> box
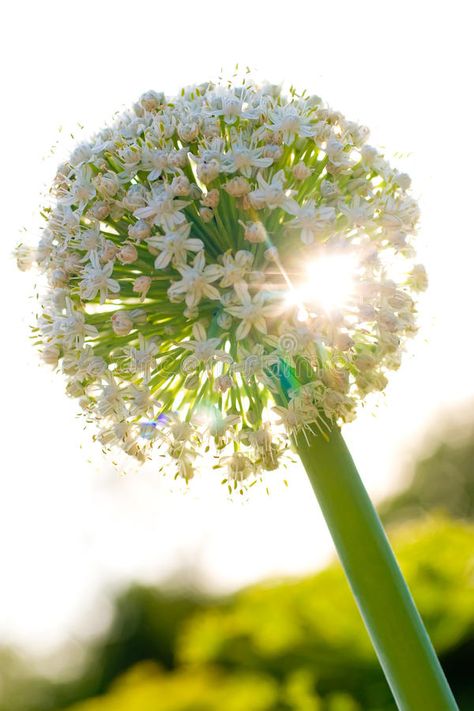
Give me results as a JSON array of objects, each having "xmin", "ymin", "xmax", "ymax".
[{"xmin": 286, "ymin": 253, "xmax": 358, "ymax": 315}]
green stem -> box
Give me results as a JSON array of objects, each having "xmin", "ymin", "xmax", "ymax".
[{"xmin": 295, "ymin": 425, "xmax": 459, "ymax": 711}]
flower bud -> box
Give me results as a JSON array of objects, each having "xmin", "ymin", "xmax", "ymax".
[
  {"xmin": 264, "ymin": 246, "xmax": 279, "ymax": 261},
  {"xmin": 292, "ymin": 162, "xmax": 312, "ymax": 180},
  {"xmin": 14, "ymin": 244, "xmax": 35, "ymax": 271},
  {"xmin": 224, "ymin": 177, "xmax": 250, "ymax": 197},
  {"xmin": 354, "ymin": 351, "xmax": 377, "ymax": 372},
  {"xmin": 201, "ymin": 189, "xmax": 220, "ymax": 209},
  {"xmin": 140, "ymin": 90, "xmax": 164, "ymax": 112},
  {"xmin": 262, "ymin": 144, "xmax": 283, "ymax": 160},
  {"xmin": 408, "ymin": 264, "xmax": 428, "ymax": 292},
  {"xmin": 79, "ymin": 396, "xmax": 92, "ymax": 411},
  {"xmin": 118, "ymin": 244, "xmax": 138, "ymax": 264},
  {"xmin": 217, "ymin": 311, "xmax": 232, "ymax": 329},
  {"xmin": 111, "ymin": 312, "xmax": 133, "ymax": 336},
  {"xmin": 168, "ymin": 149, "xmax": 188, "ymax": 169},
  {"xmin": 63, "ymin": 253, "xmax": 82, "ymax": 273},
  {"xmin": 42, "ymin": 344, "xmax": 60, "ymax": 366},
  {"xmin": 128, "ymin": 219, "xmax": 151, "ymax": 241},
  {"xmin": 102, "ymin": 240, "xmax": 119, "ymax": 262},
  {"xmin": 50, "ymin": 268, "xmax": 67, "ymax": 287},
  {"xmin": 133, "ymin": 276, "xmax": 152, "ymax": 300},
  {"xmin": 89, "ymin": 201, "xmax": 110, "ymax": 220},
  {"xmin": 199, "ymin": 207, "xmax": 214, "ymax": 223},
  {"xmin": 214, "ymin": 375, "xmax": 233, "ymax": 393},
  {"xmin": 360, "ymin": 144, "xmax": 378, "ymax": 165},
  {"xmin": 178, "ymin": 122, "xmax": 199, "ymax": 143},
  {"xmin": 171, "ymin": 175, "xmax": 191, "ymax": 196},
  {"xmin": 242, "ymin": 221, "xmax": 267, "ymax": 244},
  {"xmin": 123, "ymin": 184, "xmax": 147, "ymax": 210},
  {"xmin": 377, "ymin": 308, "xmax": 399, "ymax": 333},
  {"xmin": 333, "ymin": 332, "xmax": 354, "ymax": 351},
  {"xmin": 196, "ymin": 159, "xmax": 220, "ymax": 184}
]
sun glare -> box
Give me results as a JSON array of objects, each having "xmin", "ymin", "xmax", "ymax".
[{"xmin": 286, "ymin": 253, "xmax": 358, "ymax": 316}]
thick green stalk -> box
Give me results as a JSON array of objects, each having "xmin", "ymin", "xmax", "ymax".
[{"xmin": 295, "ymin": 426, "xmax": 459, "ymax": 711}]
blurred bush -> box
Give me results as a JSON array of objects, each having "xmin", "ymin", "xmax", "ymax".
[
  {"xmin": 175, "ymin": 517, "xmax": 474, "ymax": 710},
  {"xmin": 380, "ymin": 421, "xmax": 474, "ymax": 525},
  {"xmin": 2, "ymin": 421, "xmax": 474, "ymax": 711},
  {"xmin": 0, "ymin": 589, "xmax": 206, "ymax": 711},
  {"xmin": 1, "ymin": 518, "xmax": 470, "ymax": 711}
]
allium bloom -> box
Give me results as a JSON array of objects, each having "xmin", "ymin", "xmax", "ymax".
[
  {"xmin": 18, "ymin": 79, "xmax": 427, "ymax": 484},
  {"xmin": 18, "ymin": 78, "xmax": 460, "ymax": 709}
]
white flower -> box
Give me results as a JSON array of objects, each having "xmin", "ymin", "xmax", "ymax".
[
  {"xmin": 94, "ymin": 171, "xmax": 120, "ymax": 198},
  {"xmin": 225, "ymin": 452, "xmax": 254, "ymax": 481},
  {"xmin": 133, "ymin": 276, "xmax": 152, "ymax": 301},
  {"xmin": 147, "ymin": 223, "xmax": 204, "ymax": 269},
  {"xmin": 51, "ymin": 299, "xmax": 99, "ymax": 349},
  {"xmin": 126, "ymin": 384, "xmax": 159, "ymax": 417},
  {"xmin": 209, "ymin": 412, "xmax": 240, "ymax": 438},
  {"xmin": 134, "ymin": 185, "xmax": 190, "ymax": 231},
  {"xmin": 20, "ymin": 78, "xmax": 425, "ymax": 481},
  {"xmin": 61, "ymin": 171, "xmax": 96, "ymax": 210},
  {"xmin": 292, "ymin": 161, "xmax": 312, "ymax": 180},
  {"xmin": 249, "ymin": 170, "xmax": 298, "ymax": 212},
  {"xmin": 288, "ymin": 201, "xmax": 336, "ymax": 244},
  {"xmin": 181, "ymin": 323, "xmax": 230, "ymax": 365},
  {"xmin": 272, "ymin": 402, "xmax": 314, "ymax": 431},
  {"xmin": 222, "ymin": 144, "xmax": 273, "ymax": 177},
  {"xmin": 379, "ymin": 195, "xmax": 420, "ymax": 234},
  {"xmin": 266, "ymin": 105, "xmax": 314, "ymax": 144},
  {"xmin": 325, "ymin": 138, "xmax": 352, "ymax": 169},
  {"xmin": 168, "ymin": 251, "xmax": 221, "ymax": 308},
  {"xmin": 79, "ymin": 224, "xmax": 104, "ymax": 262},
  {"xmin": 163, "ymin": 412, "xmax": 195, "ymax": 443},
  {"xmin": 62, "ymin": 345, "xmax": 106, "ymax": 379},
  {"xmin": 215, "ymin": 250, "xmax": 254, "ymax": 298},
  {"xmin": 140, "ymin": 148, "xmax": 170, "ymax": 181},
  {"xmin": 226, "ymin": 291, "xmax": 279, "ymax": 340},
  {"xmin": 240, "ymin": 221, "xmax": 267, "ymax": 244},
  {"xmin": 79, "ymin": 253, "xmax": 120, "ymax": 304},
  {"xmin": 339, "ymin": 195, "xmax": 375, "ymax": 229},
  {"xmin": 70, "ymin": 142, "xmax": 92, "ymax": 167},
  {"xmin": 96, "ymin": 374, "xmax": 126, "ymax": 419},
  {"xmin": 209, "ymin": 93, "xmax": 245, "ymax": 125},
  {"xmin": 123, "ymin": 334, "xmax": 158, "ymax": 383}
]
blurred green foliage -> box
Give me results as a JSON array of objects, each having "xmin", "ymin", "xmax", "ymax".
[
  {"xmin": 175, "ymin": 517, "xmax": 474, "ymax": 710},
  {"xmin": 380, "ymin": 425, "xmax": 474, "ymax": 525},
  {"xmin": 2, "ymin": 518, "xmax": 471, "ymax": 711},
  {"xmin": 1, "ymin": 424, "xmax": 474, "ymax": 711},
  {"xmin": 0, "ymin": 589, "xmax": 206, "ymax": 711}
]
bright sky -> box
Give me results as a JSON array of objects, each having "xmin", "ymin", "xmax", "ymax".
[{"xmin": 1, "ymin": 0, "xmax": 473, "ymax": 657}]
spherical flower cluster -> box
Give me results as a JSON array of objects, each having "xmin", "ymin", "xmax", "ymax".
[{"xmin": 17, "ymin": 79, "xmax": 427, "ymax": 486}]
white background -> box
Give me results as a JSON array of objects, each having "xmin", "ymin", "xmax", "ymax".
[{"xmin": 1, "ymin": 0, "xmax": 473, "ymax": 657}]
